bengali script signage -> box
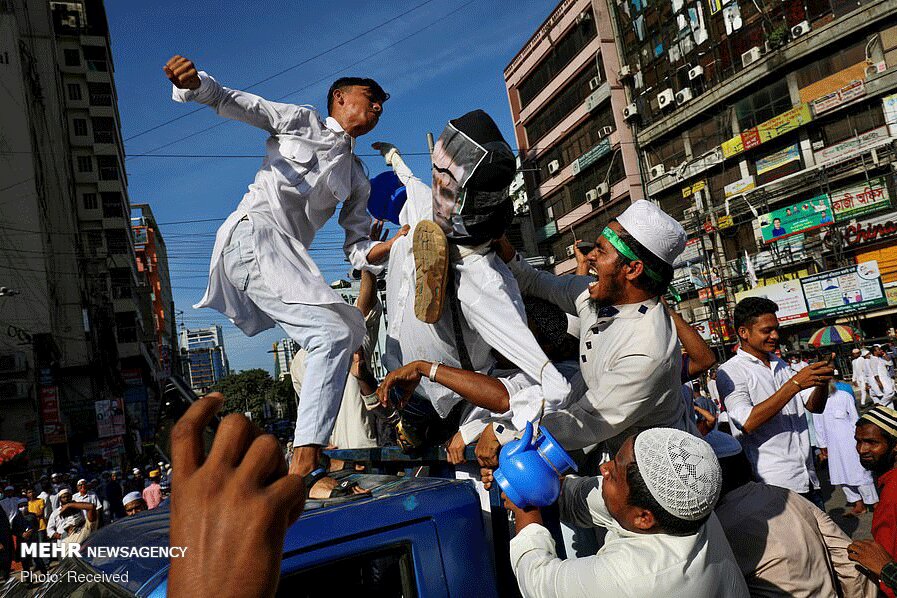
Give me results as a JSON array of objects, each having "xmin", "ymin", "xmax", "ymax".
[
  {"xmin": 724, "ymin": 175, "xmax": 755, "ymax": 198},
  {"xmin": 681, "ymin": 180, "xmax": 706, "ymax": 199},
  {"xmin": 756, "ymin": 144, "xmax": 801, "ymax": 183},
  {"xmin": 691, "ymin": 320, "xmax": 735, "ymax": 343},
  {"xmin": 841, "ymin": 212, "xmax": 897, "ymax": 248},
  {"xmin": 757, "ymin": 194, "xmax": 832, "ymax": 243},
  {"xmin": 811, "ymin": 79, "xmax": 865, "ymax": 116},
  {"xmin": 40, "ymin": 386, "xmax": 66, "ymax": 444},
  {"xmin": 815, "ymin": 126, "xmax": 890, "ymax": 165},
  {"xmin": 721, "ymin": 104, "xmax": 813, "ymax": 159},
  {"xmin": 571, "ymin": 138, "xmax": 611, "ymax": 176},
  {"xmin": 801, "ymin": 261, "xmax": 887, "ymax": 319},
  {"xmin": 673, "ymin": 237, "xmax": 703, "ymax": 268},
  {"xmin": 831, "ymin": 177, "xmax": 891, "ymax": 222},
  {"xmin": 735, "ymin": 279, "xmax": 809, "ymax": 324},
  {"xmin": 884, "ymin": 93, "xmax": 897, "ymax": 137}
]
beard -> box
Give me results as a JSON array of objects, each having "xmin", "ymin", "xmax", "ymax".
[{"xmin": 861, "ymin": 453, "xmax": 896, "ymax": 475}]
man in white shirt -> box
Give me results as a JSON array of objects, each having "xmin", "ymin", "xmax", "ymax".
[
  {"xmin": 873, "ymin": 345, "xmax": 896, "ymax": 408},
  {"xmin": 164, "ymin": 56, "xmax": 395, "ymax": 497},
  {"xmin": 493, "ymin": 200, "xmax": 693, "ymax": 455},
  {"xmin": 506, "ymin": 428, "xmax": 748, "ymax": 598},
  {"xmin": 715, "ymin": 296, "xmax": 834, "ymax": 510},
  {"xmin": 854, "ymin": 348, "xmax": 871, "ymax": 406}
]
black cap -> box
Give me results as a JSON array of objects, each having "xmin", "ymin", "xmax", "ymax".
[{"xmin": 448, "ymin": 110, "xmax": 515, "ymax": 192}]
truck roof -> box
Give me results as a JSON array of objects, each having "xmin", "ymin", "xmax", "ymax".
[{"xmin": 79, "ymin": 473, "xmax": 481, "ymax": 596}]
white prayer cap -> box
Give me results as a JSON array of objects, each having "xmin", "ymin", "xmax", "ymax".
[
  {"xmin": 634, "ymin": 428, "xmax": 722, "ymax": 521},
  {"xmin": 616, "ymin": 200, "xmax": 686, "ymax": 266},
  {"xmin": 704, "ymin": 429, "xmax": 742, "ymax": 459},
  {"xmin": 852, "ymin": 348, "xmax": 861, "ymax": 354},
  {"xmin": 57, "ymin": 487, "xmax": 72, "ymax": 497},
  {"xmin": 862, "ymin": 349, "xmax": 870, "ymax": 356},
  {"xmin": 122, "ymin": 491, "xmax": 142, "ymax": 507},
  {"xmin": 76, "ymin": 478, "xmax": 87, "ymax": 486}
]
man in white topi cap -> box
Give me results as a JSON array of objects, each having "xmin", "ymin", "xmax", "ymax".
[
  {"xmin": 495, "ymin": 199, "xmax": 694, "ymax": 455},
  {"xmin": 506, "ymin": 428, "xmax": 748, "ymax": 597}
]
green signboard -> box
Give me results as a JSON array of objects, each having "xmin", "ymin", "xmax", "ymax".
[
  {"xmin": 800, "ymin": 261, "xmax": 888, "ymax": 320},
  {"xmin": 757, "ymin": 194, "xmax": 833, "ymax": 243}
]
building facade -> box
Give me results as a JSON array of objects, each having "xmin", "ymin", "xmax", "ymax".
[
  {"xmin": 179, "ymin": 325, "xmax": 230, "ymax": 394},
  {"xmin": 0, "ymin": 0, "xmax": 162, "ymax": 467},
  {"xmin": 272, "ymin": 338, "xmax": 299, "ymax": 381},
  {"xmin": 511, "ymin": 0, "xmax": 897, "ymax": 357}
]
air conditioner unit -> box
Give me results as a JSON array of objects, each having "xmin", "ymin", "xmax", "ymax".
[
  {"xmin": 565, "ymin": 244, "xmax": 576, "ymax": 257},
  {"xmin": 595, "ymin": 182, "xmax": 609, "ymax": 196},
  {"xmin": 623, "ymin": 103, "xmax": 639, "ymax": 120},
  {"xmin": 676, "ymin": 88, "xmax": 693, "ymax": 104},
  {"xmin": 599, "ymin": 126, "xmax": 614, "ymax": 138},
  {"xmin": 546, "ymin": 206, "xmax": 554, "ymax": 220},
  {"xmin": 0, "ymin": 352, "xmax": 26, "ymax": 374},
  {"xmin": 0, "ymin": 381, "xmax": 31, "ymax": 401},
  {"xmin": 548, "ymin": 160, "xmax": 560, "ymax": 175},
  {"xmin": 576, "ymin": 10, "xmax": 592, "ymax": 23},
  {"xmin": 687, "ymin": 65, "xmax": 704, "ymax": 80},
  {"xmin": 585, "ymin": 188, "xmax": 600, "ymax": 202},
  {"xmin": 657, "ymin": 88, "xmax": 675, "ymax": 109},
  {"xmin": 649, "ymin": 164, "xmax": 666, "ymax": 180},
  {"xmin": 589, "ymin": 76, "xmax": 602, "ymax": 91},
  {"xmin": 619, "ymin": 65, "xmax": 633, "ymax": 79},
  {"xmin": 866, "ymin": 61, "xmax": 887, "ymax": 78},
  {"xmin": 741, "ymin": 47, "xmax": 762, "ymax": 68},
  {"xmin": 790, "ymin": 20, "xmax": 810, "ymax": 38}
]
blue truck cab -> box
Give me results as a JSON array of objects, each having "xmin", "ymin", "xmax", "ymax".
[{"xmin": 2, "ymin": 473, "xmax": 501, "ymax": 598}]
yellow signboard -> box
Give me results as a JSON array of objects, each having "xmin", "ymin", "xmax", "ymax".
[
  {"xmin": 757, "ymin": 103, "xmax": 812, "ymax": 144},
  {"xmin": 681, "ymin": 180, "xmax": 707, "ymax": 198},
  {"xmin": 721, "ymin": 135, "xmax": 744, "ymax": 159}
]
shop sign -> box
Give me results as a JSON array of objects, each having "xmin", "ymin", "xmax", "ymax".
[
  {"xmin": 40, "ymin": 386, "xmax": 66, "ymax": 444},
  {"xmin": 757, "ymin": 103, "xmax": 813, "ymax": 144},
  {"xmin": 674, "ymin": 237, "xmax": 704, "ymax": 268},
  {"xmin": 571, "ymin": 138, "xmax": 611, "ymax": 175},
  {"xmin": 757, "ymin": 194, "xmax": 832, "ymax": 243},
  {"xmin": 841, "ymin": 212, "xmax": 897, "ymax": 248},
  {"xmin": 756, "ymin": 143, "xmax": 800, "ymax": 177},
  {"xmin": 681, "ymin": 180, "xmax": 706, "ymax": 198},
  {"xmin": 801, "ymin": 260, "xmax": 887, "ymax": 320},
  {"xmin": 884, "ymin": 93, "xmax": 897, "ymax": 137},
  {"xmin": 721, "ymin": 135, "xmax": 743, "ymax": 158},
  {"xmin": 811, "ymin": 79, "xmax": 865, "ymax": 116},
  {"xmin": 815, "ymin": 126, "xmax": 890, "ymax": 165},
  {"xmin": 691, "ymin": 320, "xmax": 734, "ymax": 343},
  {"xmin": 698, "ymin": 285, "xmax": 726, "ymax": 302},
  {"xmin": 735, "ymin": 279, "xmax": 809, "ymax": 324},
  {"xmin": 724, "ymin": 175, "xmax": 755, "ymax": 198},
  {"xmin": 886, "ymin": 282, "xmax": 897, "ymax": 307},
  {"xmin": 831, "ymin": 177, "xmax": 891, "ymax": 222}
]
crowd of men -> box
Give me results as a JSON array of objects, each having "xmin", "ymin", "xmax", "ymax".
[{"xmin": 0, "ymin": 465, "xmax": 168, "ymax": 579}]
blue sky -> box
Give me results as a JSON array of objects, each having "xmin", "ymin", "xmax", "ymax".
[{"xmin": 107, "ymin": 0, "xmax": 553, "ymax": 373}]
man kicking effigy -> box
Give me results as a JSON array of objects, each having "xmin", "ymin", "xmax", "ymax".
[
  {"xmin": 164, "ymin": 55, "xmax": 399, "ymax": 498},
  {"xmin": 371, "ymin": 110, "xmax": 572, "ymax": 451}
]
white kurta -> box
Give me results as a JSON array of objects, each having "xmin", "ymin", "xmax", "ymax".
[
  {"xmin": 172, "ymin": 72, "xmax": 381, "ymax": 336},
  {"xmin": 815, "ymin": 388, "xmax": 875, "ymax": 487},
  {"xmin": 510, "ymin": 476, "xmax": 749, "ymax": 598},
  {"xmin": 506, "ymin": 257, "xmax": 692, "ymax": 453},
  {"xmin": 872, "ymin": 356, "xmax": 895, "ymax": 400},
  {"xmin": 382, "ymin": 156, "xmax": 570, "ymax": 419}
]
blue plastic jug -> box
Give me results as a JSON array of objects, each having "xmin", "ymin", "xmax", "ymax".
[
  {"xmin": 493, "ymin": 422, "xmax": 578, "ymax": 509},
  {"xmin": 368, "ymin": 171, "xmax": 407, "ymax": 225}
]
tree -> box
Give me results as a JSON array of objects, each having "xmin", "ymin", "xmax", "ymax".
[{"xmin": 211, "ymin": 369, "xmax": 273, "ymax": 422}]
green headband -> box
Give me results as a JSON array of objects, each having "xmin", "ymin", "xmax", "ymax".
[{"xmin": 601, "ymin": 227, "xmax": 663, "ymax": 283}]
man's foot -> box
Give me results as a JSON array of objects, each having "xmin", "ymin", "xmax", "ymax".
[
  {"xmin": 412, "ymin": 220, "xmax": 448, "ymax": 323},
  {"xmin": 847, "ymin": 501, "xmax": 868, "ymax": 516}
]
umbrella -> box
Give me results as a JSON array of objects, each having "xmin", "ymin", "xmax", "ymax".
[
  {"xmin": 0, "ymin": 440, "xmax": 25, "ymax": 465},
  {"xmin": 808, "ymin": 325, "xmax": 859, "ymax": 347}
]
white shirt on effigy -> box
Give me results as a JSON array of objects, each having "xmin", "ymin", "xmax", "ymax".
[
  {"xmin": 505, "ymin": 257, "xmax": 692, "ymax": 453},
  {"xmin": 172, "ymin": 72, "xmax": 381, "ymax": 336},
  {"xmin": 382, "ymin": 157, "xmax": 571, "ymax": 419},
  {"xmin": 716, "ymin": 349, "xmax": 819, "ymax": 493}
]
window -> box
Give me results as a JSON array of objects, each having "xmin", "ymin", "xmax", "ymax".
[
  {"xmin": 115, "ymin": 312, "xmax": 138, "ymax": 343},
  {"xmin": 734, "ymin": 79, "xmax": 792, "ymax": 130},
  {"xmin": 92, "ymin": 116, "xmax": 116, "ymax": 144},
  {"xmin": 87, "ymin": 82, "xmax": 112, "ymax": 106},
  {"xmin": 517, "ymin": 13, "xmax": 599, "ymax": 108},
  {"xmin": 82, "ymin": 192, "xmax": 97, "ymax": 210},
  {"xmin": 110, "ymin": 269, "xmax": 132, "ymax": 299},
  {"xmin": 67, "ymin": 83, "xmax": 82, "ymax": 101},
  {"xmin": 83, "ymin": 45, "xmax": 108, "ymax": 72},
  {"xmin": 102, "ymin": 192, "xmax": 123, "ymax": 218},
  {"xmin": 529, "ymin": 107, "xmax": 616, "ymax": 186},
  {"xmin": 105, "ymin": 229, "xmax": 129, "ymax": 254},
  {"xmin": 73, "ymin": 118, "xmax": 88, "ymax": 136},
  {"xmin": 646, "ymin": 134, "xmax": 687, "ymax": 170},
  {"xmin": 63, "ymin": 48, "xmax": 80, "ymax": 66},
  {"xmin": 688, "ymin": 114, "xmax": 729, "ymax": 158},
  {"xmin": 524, "ymin": 62, "xmax": 599, "ymax": 144},
  {"xmin": 76, "ymin": 155, "xmax": 92, "ymax": 172},
  {"xmin": 97, "ymin": 155, "xmax": 119, "ymax": 180},
  {"xmin": 812, "ymin": 103, "xmax": 886, "ymax": 146},
  {"xmin": 795, "ymin": 40, "xmax": 865, "ymax": 89},
  {"xmin": 276, "ymin": 545, "xmax": 417, "ymax": 598}
]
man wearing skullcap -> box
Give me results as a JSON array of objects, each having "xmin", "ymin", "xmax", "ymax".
[
  {"xmin": 853, "ymin": 348, "xmax": 872, "ymax": 406},
  {"xmin": 715, "ymin": 297, "xmax": 834, "ymax": 510},
  {"xmin": 855, "ymin": 405, "xmax": 897, "ymax": 596},
  {"xmin": 709, "ymin": 429, "xmax": 876, "ymax": 597},
  {"xmin": 505, "ymin": 428, "xmax": 747, "ymax": 597},
  {"xmin": 122, "ymin": 492, "xmax": 147, "ymax": 517},
  {"xmin": 73, "ymin": 478, "xmax": 103, "ymax": 524},
  {"xmin": 494, "ymin": 200, "xmax": 693, "ymax": 454},
  {"xmin": 372, "ymin": 115, "xmax": 571, "ymax": 451},
  {"xmin": 143, "ymin": 470, "xmax": 163, "ymax": 510}
]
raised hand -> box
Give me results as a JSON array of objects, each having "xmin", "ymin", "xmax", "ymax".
[{"xmin": 163, "ymin": 55, "xmax": 201, "ymax": 90}]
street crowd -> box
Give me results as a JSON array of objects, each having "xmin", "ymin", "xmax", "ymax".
[{"xmin": 0, "ymin": 464, "xmax": 170, "ymax": 579}]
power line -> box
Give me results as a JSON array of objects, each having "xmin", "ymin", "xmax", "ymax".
[{"xmin": 124, "ymin": 0, "xmax": 437, "ymax": 143}]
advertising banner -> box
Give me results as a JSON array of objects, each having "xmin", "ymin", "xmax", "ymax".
[
  {"xmin": 801, "ymin": 261, "xmax": 887, "ymax": 319},
  {"xmin": 571, "ymin": 138, "xmax": 611, "ymax": 175},
  {"xmin": 673, "ymin": 237, "xmax": 703, "ymax": 268},
  {"xmin": 39, "ymin": 386, "xmax": 66, "ymax": 444},
  {"xmin": 757, "ymin": 103, "xmax": 813, "ymax": 144},
  {"xmin": 811, "ymin": 79, "xmax": 865, "ymax": 116},
  {"xmin": 831, "ymin": 177, "xmax": 891, "ymax": 221},
  {"xmin": 841, "ymin": 211, "xmax": 897, "ymax": 248},
  {"xmin": 757, "ymin": 194, "xmax": 833, "ymax": 243},
  {"xmin": 756, "ymin": 143, "xmax": 801, "ymax": 183},
  {"xmin": 884, "ymin": 93, "xmax": 897, "ymax": 137},
  {"xmin": 815, "ymin": 126, "xmax": 890, "ymax": 165},
  {"xmin": 724, "ymin": 175, "xmax": 755, "ymax": 198},
  {"xmin": 735, "ymin": 279, "xmax": 809, "ymax": 324}
]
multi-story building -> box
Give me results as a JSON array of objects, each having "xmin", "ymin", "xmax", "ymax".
[
  {"xmin": 179, "ymin": 325, "xmax": 230, "ymax": 394},
  {"xmin": 332, "ymin": 278, "xmax": 389, "ymax": 379},
  {"xmin": 511, "ymin": 0, "xmax": 897, "ymax": 356},
  {"xmin": 606, "ymin": 0, "xmax": 897, "ymax": 351},
  {"xmin": 0, "ymin": 0, "xmax": 160, "ymax": 465},
  {"xmin": 504, "ymin": 0, "xmax": 647, "ymax": 273},
  {"xmin": 272, "ymin": 338, "xmax": 299, "ymax": 381}
]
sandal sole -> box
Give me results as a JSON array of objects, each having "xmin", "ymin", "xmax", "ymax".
[{"xmin": 412, "ymin": 220, "xmax": 449, "ymax": 324}]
